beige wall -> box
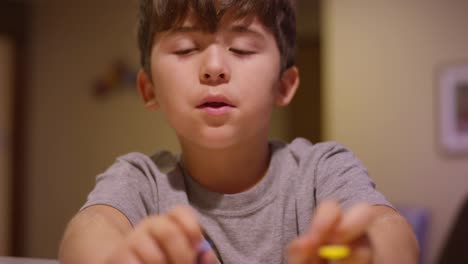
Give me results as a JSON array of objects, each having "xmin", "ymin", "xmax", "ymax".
[
  {"xmin": 0, "ymin": 35, "xmax": 13, "ymax": 256},
  {"xmin": 23, "ymin": 0, "xmax": 175, "ymax": 257},
  {"xmin": 22, "ymin": 0, "xmax": 290, "ymax": 257},
  {"xmin": 322, "ymin": 1, "xmax": 468, "ymax": 263}
]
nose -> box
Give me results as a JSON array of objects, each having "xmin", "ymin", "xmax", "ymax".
[{"xmin": 199, "ymin": 45, "xmax": 230, "ymax": 85}]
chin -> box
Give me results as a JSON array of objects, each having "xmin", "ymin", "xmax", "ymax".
[
  {"xmin": 178, "ymin": 123, "xmax": 267, "ymax": 150},
  {"xmin": 191, "ymin": 127, "xmax": 243, "ymax": 150},
  {"xmin": 198, "ymin": 135, "xmax": 239, "ymax": 150}
]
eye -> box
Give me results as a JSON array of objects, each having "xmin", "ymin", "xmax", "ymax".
[
  {"xmin": 174, "ymin": 48, "xmax": 198, "ymax": 55},
  {"xmin": 229, "ymin": 48, "xmax": 255, "ymax": 55}
]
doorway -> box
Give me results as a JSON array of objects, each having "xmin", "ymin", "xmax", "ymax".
[
  {"xmin": 289, "ymin": 0, "xmax": 322, "ymax": 143},
  {"xmin": 0, "ymin": 0, "xmax": 29, "ymax": 256},
  {"xmin": 0, "ymin": 33, "xmax": 14, "ymax": 257}
]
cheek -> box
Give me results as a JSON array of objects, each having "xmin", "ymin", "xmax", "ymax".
[
  {"xmin": 151, "ymin": 59, "xmax": 196, "ymax": 102},
  {"xmin": 153, "ymin": 58, "xmax": 184, "ymax": 83},
  {"xmin": 151, "ymin": 49, "xmax": 196, "ymax": 78},
  {"xmin": 237, "ymin": 63, "xmax": 280, "ymax": 102},
  {"xmin": 237, "ymin": 52, "xmax": 281, "ymax": 86},
  {"xmin": 239, "ymin": 78, "xmax": 278, "ymax": 122}
]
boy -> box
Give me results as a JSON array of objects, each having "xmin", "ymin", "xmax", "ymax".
[{"xmin": 59, "ymin": 0, "xmax": 419, "ymax": 263}]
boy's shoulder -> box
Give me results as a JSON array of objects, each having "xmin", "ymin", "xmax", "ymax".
[
  {"xmin": 285, "ymin": 137, "xmax": 354, "ymax": 164},
  {"xmin": 116, "ymin": 150, "xmax": 178, "ymax": 170},
  {"xmin": 269, "ymin": 138, "xmax": 363, "ymax": 184},
  {"xmin": 287, "ymin": 137, "xmax": 344, "ymax": 151},
  {"xmin": 104, "ymin": 150, "xmax": 181, "ymax": 184}
]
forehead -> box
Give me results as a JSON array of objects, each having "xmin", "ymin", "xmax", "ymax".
[
  {"xmin": 169, "ymin": 8, "xmax": 265, "ymax": 33},
  {"xmin": 151, "ymin": 0, "xmax": 272, "ymax": 33},
  {"xmin": 153, "ymin": 16, "xmax": 274, "ymax": 47},
  {"xmin": 179, "ymin": 13, "xmax": 265, "ymax": 33}
]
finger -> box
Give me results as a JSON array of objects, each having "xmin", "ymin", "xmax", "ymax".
[
  {"xmin": 128, "ymin": 229, "xmax": 168, "ymax": 264},
  {"xmin": 308, "ymin": 200, "xmax": 342, "ymax": 243},
  {"xmin": 288, "ymin": 201, "xmax": 342, "ymax": 264},
  {"xmin": 287, "ymin": 237, "xmax": 317, "ymax": 264},
  {"xmin": 106, "ymin": 242, "xmax": 141, "ymax": 264},
  {"xmin": 199, "ymin": 250, "xmax": 218, "ymax": 264},
  {"xmin": 331, "ymin": 203, "xmax": 374, "ymax": 244},
  {"xmin": 343, "ymin": 247, "xmax": 372, "ymax": 264},
  {"xmin": 168, "ymin": 206, "xmax": 204, "ymax": 248},
  {"xmin": 342, "ymin": 237, "xmax": 372, "ymax": 264},
  {"xmin": 113, "ymin": 252, "xmax": 141, "ymax": 264},
  {"xmin": 146, "ymin": 215, "xmax": 196, "ymax": 263}
]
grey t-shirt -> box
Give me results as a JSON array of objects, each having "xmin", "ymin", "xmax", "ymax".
[{"xmin": 82, "ymin": 138, "xmax": 392, "ymax": 263}]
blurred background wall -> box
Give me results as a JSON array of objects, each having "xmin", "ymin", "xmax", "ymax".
[
  {"xmin": 322, "ymin": 1, "xmax": 468, "ymax": 263},
  {"xmin": 19, "ymin": 0, "xmax": 179, "ymax": 257},
  {"xmin": 1, "ymin": 0, "xmax": 467, "ymax": 263}
]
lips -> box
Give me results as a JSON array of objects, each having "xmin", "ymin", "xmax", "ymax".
[
  {"xmin": 196, "ymin": 95, "xmax": 235, "ymax": 115},
  {"xmin": 196, "ymin": 95, "xmax": 235, "ymax": 109},
  {"xmin": 199, "ymin": 102, "xmax": 232, "ymax": 108}
]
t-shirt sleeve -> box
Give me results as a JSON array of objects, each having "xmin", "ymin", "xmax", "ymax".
[
  {"xmin": 312, "ymin": 142, "xmax": 392, "ymax": 209},
  {"xmin": 81, "ymin": 153, "xmax": 159, "ymax": 226}
]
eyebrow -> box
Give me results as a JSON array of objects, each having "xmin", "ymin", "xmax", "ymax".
[
  {"xmin": 228, "ymin": 25, "xmax": 265, "ymax": 39},
  {"xmin": 170, "ymin": 26, "xmax": 203, "ymax": 33},
  {"xmin": 170, "ymin": 25, "xmax": 264, "ymax": 38}
]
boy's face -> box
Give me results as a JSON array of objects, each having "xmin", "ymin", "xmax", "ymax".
[{"xmin": 138, "ymin": 13, "xmax": 299, "ymax": 149}]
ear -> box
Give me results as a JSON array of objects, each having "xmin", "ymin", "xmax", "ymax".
[
  {"xmin": 137, "ymin": 69, "xmax": 159, "ymax": 110},
  {"xmin": 275, "ymin": 66, "xmax": 300, "ymax": 106}
]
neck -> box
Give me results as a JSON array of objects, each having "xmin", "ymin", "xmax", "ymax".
[{"xmin": 180, "ymin": 139, "xmax": 270, "ymax": 194}]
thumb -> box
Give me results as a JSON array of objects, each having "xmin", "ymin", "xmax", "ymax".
[{"xmin": 330, "ymin": 203, "xmax": 374, "ymax": 244}]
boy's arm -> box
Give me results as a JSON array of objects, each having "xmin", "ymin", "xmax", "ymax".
[
  {"xmin": 288, "ymin": 201, "xmax": 419, "ymax": 264},
  {"xmin": 368, "ymin": 205, "xmax": 419, "ymax": 263},
  {"xmin": 59, "ymin": 205, "xmax": 132, "ymax": 264},
  {"xmin": 59, "ymin": 204, "xmax": 212, "ymax": 264}
]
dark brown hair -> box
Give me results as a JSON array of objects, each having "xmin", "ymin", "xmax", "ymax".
[{"xmin": 137, "ymin": 0, "xmax": 296, "ymax": 76}]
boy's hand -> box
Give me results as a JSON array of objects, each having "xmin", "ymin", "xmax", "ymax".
[
  {"xmin": 287, "ymin": 201, "xmax": 375, "ymax": 264},
  {"xmin": 105, "ymin": 206, "xmax": 213, "ymax": 264}
]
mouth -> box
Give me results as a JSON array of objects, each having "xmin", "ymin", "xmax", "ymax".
[
  {"xmin": 196, "ymin": 95, "xmax": 235, "ymax": 115},
  {"xmin": 197, "ymin": 102, "xmax": 233, "ymax": 108},
  {"xmin": 196, "ymin": 95, "xmax": 235, "ymax": 109}
]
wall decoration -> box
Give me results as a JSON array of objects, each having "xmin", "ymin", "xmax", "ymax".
[
  {"xmin": 93, "ymin": 59, "xmax": 137, "ymax": 98},
  {"xmin": 438, "ymin": 63, "xmax": 468, "ymax": 155}
]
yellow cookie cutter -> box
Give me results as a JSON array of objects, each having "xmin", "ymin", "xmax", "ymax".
[{"xmin": 318, "ymin": 245, "xmax": 351, "ymax": 260}]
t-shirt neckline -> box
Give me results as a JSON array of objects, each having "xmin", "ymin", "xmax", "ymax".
[{"xmin": 179, "ymin": 141, "xmax": 286, "ymax": 216}]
